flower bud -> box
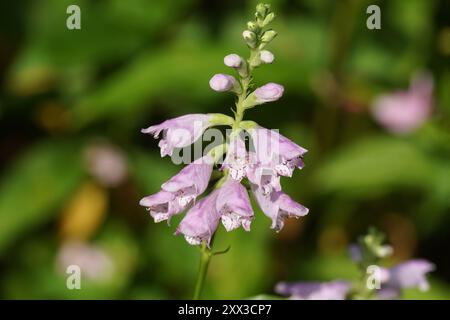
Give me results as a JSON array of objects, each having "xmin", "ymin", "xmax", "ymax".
[
  {"xmin": 262, "ymin": 12, "xmax": 275, "ymax": 26},
  {"xmin": 255, "ymin": 3, "xmax": 270, "ymax": 20},
  {"xmin": 260, "ymin": 50, "xmax": 274, "ymax": 64},
  {"xmin": 254, "ymin": 82, "xmax": 284, "ymax": 103},
  {"xmin": 242, "ymin": 83, "xmax": 284, "ymax": 109},
  {"xmin": 224, "ymin": 54, "xmax": 243, "ymax": 68},
  {"xmin": 224, "ymin": 55, "xmax": 249, "ymax": 78},
  {"xmin": 209, "ymin": 74, "xmax": 236, "ymax": 92},
  {"xmin": 247, "ymin": 21, "xmax": 259, "ymax": 32},
  {"xmin": 242, "ymin": 30, "xmax": 257, "ymax": 48},
  {"xmin": 261, "ymin": 30, "xmax": 277, "ymax": 43}
]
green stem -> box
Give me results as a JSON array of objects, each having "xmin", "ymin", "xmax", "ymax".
[
  {"xmin": 233, "ymin": 49, "xmax": 258, "ymax": 129},
  {"xmin": 193, "ymin": 241, "xmax": 212, "ymax": 300}
]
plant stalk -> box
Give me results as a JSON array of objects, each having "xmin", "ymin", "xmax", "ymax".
[{"xmin": 193, "ymin": 241, "xmax": 212, "ymax": 300}]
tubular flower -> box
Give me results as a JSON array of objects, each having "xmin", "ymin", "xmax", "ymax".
[
  {"xmin": 249, "ymin": 127, "xmax": 307, "ymax": 177},
  {"xmin": 221, "ymin": 135, "xmax": 252, "ymax": 181},
  {"xmin": 252, "ymin": 185, "xmax": 308, "ymax": 231},
  {"xmin": 139, "ymin": 155, "xmax": 213, "ymax": 223},
  {"xmin": 216, "ymin": 178, "xmax": 254, "ymax": 231},
  {"xmin": 176, "ymin": 191, "xmax": 221, "ymax": 246},
  {"xmin": 142, "ymin": 114, "xmax": 214, "ymax": 157},
  {"xmin": 247, "ymin": 164, "xmax": 281, "ymax": 195}
]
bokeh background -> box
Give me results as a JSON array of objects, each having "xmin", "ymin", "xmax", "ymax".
[{"xmin": 0, "ymin": 0, "xmax": 449, "ymax": 299}]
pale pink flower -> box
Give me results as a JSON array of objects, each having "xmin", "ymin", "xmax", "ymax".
[
  {"xmin": 251, "ymin": 185, "xmax": 308, "ymax": 231},
  {"xmin": 56, "ymin": 241, "xmax": 114, "ymax": 281},
  {"xmin": 249, "ymin": 127, "xmax": 307, "ymax": 177},
  {"xmin": 139, "ymin": 155, "xmax": 213, "ymax": 223},
  {"xmin": 371, "ymin": 73, "xmax": 433, "ymax": 134},
  {"xmin": 176, "ymin": 191, "xmax": 221, "ymax": 246},
  {"xmin": 378, "ymin": 259, "xmax": 435, "ymax": 299},
  {"xmin": 84, "ymin": 142, "xmax": 127, "ymax": 187},
  {"xmin": 216, "ymin": 178, "xmax": 253, "ymax": 231},
  {"xmin": 142, "ymin": 114, "xmax": 214, "ymax": 157},
  {"xmin": 221, "ymin": 135, "xmax": 252, "ymax": 181}
]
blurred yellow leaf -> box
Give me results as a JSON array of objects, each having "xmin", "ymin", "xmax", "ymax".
[{"xmin": 59, "ymin": 181, "xmax": 108, "ymax": 240}]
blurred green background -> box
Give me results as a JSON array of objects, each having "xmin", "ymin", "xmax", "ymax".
[{"xmin": 0, "ymin": 0, "xmax": 449, "ymax": 299}]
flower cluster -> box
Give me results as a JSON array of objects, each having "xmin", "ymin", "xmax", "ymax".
[
  {"xmin": 275, "ymin": 228, "xmax": 435, "ymax": 300},
  {"xmin": 139, "ymin": 4, "xmax": 309, "ymax": 246}
]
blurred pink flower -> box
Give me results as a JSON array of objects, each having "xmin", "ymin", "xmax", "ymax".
[
  {"xmin": 275, "ymin": 258, "xmax": 434, "ymax": 300},
  {"xmin": 56, "ymin": 241, "xmax": 114, "ymax": 281},
  {"xmin": 378, "ymin": 259, "xmax": 435, "ymax": 299},
  {"xmin": 371, "ymin": 73, "xmax": 433, "ymax": 134},
  {"xmin": 275, "ymin": 280, "xmax": 350, "ymax": 300},
  {"xmin": 84, "ymin": 142, "xmax": 127, "ymax": 187}
]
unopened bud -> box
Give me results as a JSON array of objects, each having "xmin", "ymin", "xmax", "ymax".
[
  {"xmin": 261, "ymin": 30, "xmax": 277, "ymax": 43},
  {"xmin": 255, "ymin": 3, "xmax": 270, "ymax": 20},
  {"xmin": 254, "ymin": 82, "xmax": 284, "ymax": 103},
  {"xmin": 260, "ymin": 50, "xmax": 274, "ymax": 64},
  {"xmin": 209, "ymin": 74, "xmax": 236, "ymax": 92},
  {"xmin": 224, "ymin": 54, "xmax": 243, "ymax": 68},
  {"xmin": 242, "ymin": 30, "xmax": 257, "ymax": 48},
  {"xmin": 242, "ymin": 82, "xmax": 284, "ymax": 109},
  {"xmin": 262, "ymin": 12, "xmax": 275, "ymax": 26},
  {"xmin": 209, "ymin": 73, "xmax": 242, "ymax": 94},
  {"xmin": 247, "ymin": 21, "xmax": 259, "ymax": 32}
]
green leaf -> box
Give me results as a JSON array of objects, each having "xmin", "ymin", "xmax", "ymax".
[
  {"xmin": 7, "ymin": 0, "xmax": 195, "ymax": 95},
  {"xmin": 314, "ymin": 135, "xmax": 436, "ymax": 198},
  {"xmin": 127, "ymin": 148, "xmax": 178, "ymax": 193},
  {"xmin": 402, "ymin": 278, "xmax": 450, "ymax": 300},
  {"xmin": 0, "ymin": 140, "xmax": 84, "ymax": 253}
]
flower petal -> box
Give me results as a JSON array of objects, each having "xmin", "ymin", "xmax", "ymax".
[
  {"xmin": 139, "ymin": 190, "xmax": 176, "ymax": 223},
  {"xmin": 176, "ymin": 191, "xmax": 221, "ymax": 246},
  {"xmin": 142, "ymin": 114, "xmax": 213, "ymax": 156},
  {"xmin": 217, "ymin": 179, "xmax": 253, "ymax": 231},
  {"xmin": 162, "ymin": 155, "xmax": 213, "ymax": 195}
]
